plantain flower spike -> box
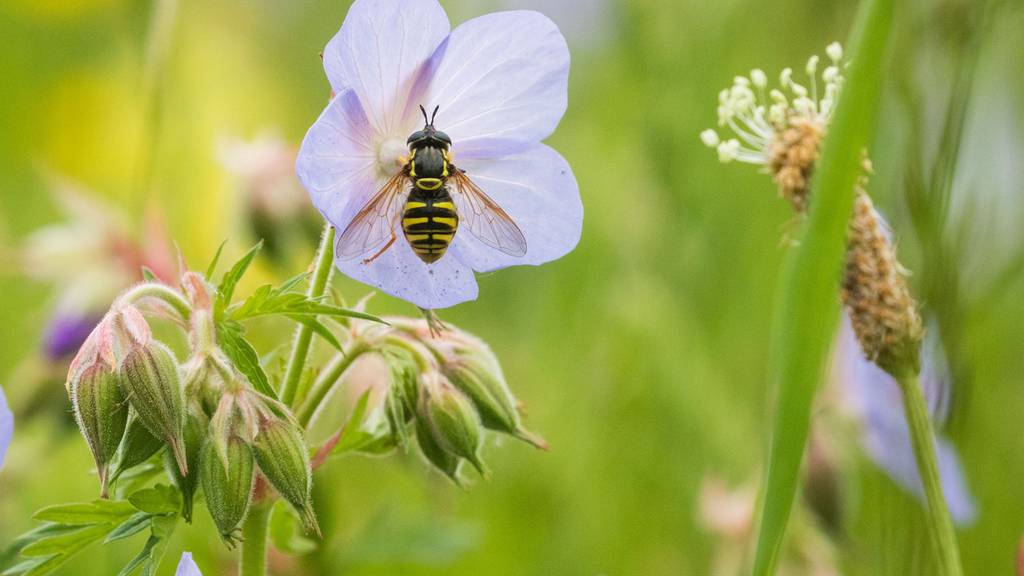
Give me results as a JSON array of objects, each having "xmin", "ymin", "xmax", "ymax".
[{"xmin": 841, "ymin": 167, "xmax": 923, "ymax": 377}]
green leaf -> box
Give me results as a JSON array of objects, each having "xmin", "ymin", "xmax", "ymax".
[
  {"xmin": 206, "ymin": 240, "xmax": 228, "ymax": 279},
  {"xmin": 287, "ymin": 315, "xmax": 343, "ymax": 352},
  {"xmin": 227, "ymin": 280, "xmax": 383, "ymax": 325},
  {"xmin": 116, "ymin": 515, "xmax": 176, "ymax": 576},
  {"xmin": 217, "ymin": 321, "xmax": 277, "ymax": 399},
  {"xmin": 269, "ymin": 501, "xmax": 318, "ymax": 555},
  {"xmin": 216, "ymin": 241, "xmax": 262, "ymax": 315},
  {"xmin": 33, "ymin": 500, "xmax": 136, "ymax": 525},
  {"xmin": 751, "ymin": 0, "xmax": 895, "ymax": 574},
  {"xmin": 104, "ymin": 513, "xmax": 154, "ymax": 544},
  {"xmin": 21, "ymin": 524, "xmax": 111, "ymax": 557},
  {"xmin": 127, "ymin": 485, "xmax": 180, "ymax": 515},
  {"xmin": 2, "ymin": 555, "xmax": 60, "ymax": 576},
  {"xmin": 140, "ymin": 267, "xmax": 158, "ymax": 282}
]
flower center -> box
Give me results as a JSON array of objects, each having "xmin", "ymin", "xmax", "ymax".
[{"xmin": 376, "ymin": 137, "xmax": 408, "ymax": 177}]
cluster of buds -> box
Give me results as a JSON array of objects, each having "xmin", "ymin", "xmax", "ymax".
[
  {"xmin": 701, "ymin": 44, "xmax": 924, "ymax": 377},
  {"xmin": 323, "ymin": 315, "xmax": 547, "ymax": 486},
  {"xmin": 66, "ymin": 271, "xmax": 319, "ymax": 545}
]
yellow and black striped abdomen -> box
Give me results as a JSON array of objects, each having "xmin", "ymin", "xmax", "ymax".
[{"xmin": 402, "ymin": 188, "xmax": 458, "ymax": 264}]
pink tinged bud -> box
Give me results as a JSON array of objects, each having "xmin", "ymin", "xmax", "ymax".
[
  {"xmin": 112, "ymin": 413, "xmax": 165, "ymax": 480},
  {"xmin": 252, "ymin": 418, "xmax": 320, "ymax": 537},
  {"xmin": 70, "ymin": 360, "xmax": 128, "ymax": 498},
  {"xmin": 165, "ymin": 406, "xmax": 208, "ymax": 523},
  {"xmin": 67, "ymin": 304, "xmax": 152, "ymax": 393},
  {"xmin": 119, "ymin": 342, "xmax": 188, "ymax": 477},
  {"xmin": 200, "ymin": 434, "xmax": 255, "ymax": 546},
  {"xmin": 420, "ymin": 374, "xmax": 488, "ymax": 478}
]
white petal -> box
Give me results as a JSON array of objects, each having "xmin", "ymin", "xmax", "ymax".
[
  {"xmin": 322, "ymin": 0, "xmax": 450, "ymax": 136},
  {"xmin": 175, "ymin": 552, "xmax": 202, "ymax": 576},
  {"xmin": 336, "ymin": 239, "xmax": 478, "ymax": 310},
  {"xmin": 423, "ymin": 11, "xmax": 570, "ymax": 154},
  {"xmin": 449, "ymin": 143, "xmax": 581, "ymax": 272},
  {"xmin": 296, "ymin": 90, "xmax": 378, "ymax": 227}
]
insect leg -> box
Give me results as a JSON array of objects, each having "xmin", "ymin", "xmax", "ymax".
[{"xmin": 362, "ymin": 231, "xmax": 397, "ymax": 264}]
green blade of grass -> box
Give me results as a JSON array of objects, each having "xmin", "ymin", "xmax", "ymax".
[{"xmin": 750, "ymin": 0, "xmax": 895, "ymax": 574}]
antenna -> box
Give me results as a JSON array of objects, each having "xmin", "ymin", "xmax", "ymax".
[
  {"xmin": 431, "ymin": 105, "xmax": 440, "ymax": 124},
  {"xmin": 419, "ymin": 105, "xmax": 429, "ymax": 125}
]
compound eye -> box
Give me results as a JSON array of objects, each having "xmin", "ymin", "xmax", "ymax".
[
  {"xmin": 435, "ymin": 131, "xmax": 452, "ymax": 145},
  {"xmin": 407, "ymin": 131, "xmax": 426, "ymax": 145}
]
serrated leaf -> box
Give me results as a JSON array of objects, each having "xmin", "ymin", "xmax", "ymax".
[
  {"xmin": 206, "ymin": 240, "xmax": 228, "ymax": 279},
  {"xmin": 20, "ymin": 524, "xmax": 111, "ymax": 557},
  {"xmin": 216, "ymin": 241, "xmax": 262, "ymax": 315},
  {"xmin": 33, "ymin": 500, "xmax": 136, "ymax": 525},
  {"xmin": 228, "ymin": 281, "xmax": 383, "ymax": 325},
  {"xmin": 217, "ymin": 322, "xmax": 278, "ymax": 399},
  {"xmin": 128, "ymin": 485, "xmax": 180, "ymax": 515},
  {"xmin": 105, "ymin": 513, "xmax": 153, "ymax": 544}
]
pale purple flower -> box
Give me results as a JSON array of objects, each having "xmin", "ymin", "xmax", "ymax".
[
  {"xmin": 297, "ymin": 0, "xmax": 582, "ymax": 309},
  {"xmin": 175, "ymin": 552, "xmax": 202, "ymax": 576},
  {"xmin": 0, "ymin": 385, "xmax": 12, "ymax": 472},
  {"xmin": 42, "ymin": 310, "xmax": 103, "ymax": 360},
  {"xmin": 833, "ymin": 316, "xmax": 977, "ymax": 525}
]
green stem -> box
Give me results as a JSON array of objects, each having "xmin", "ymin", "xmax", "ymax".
[
  {"xmin": 240, "ymin": 502, "xmax": 272, "ymax": 576},
  {"xmin": 895, "ymin": 371, "xmax": 964, "ymax": 576},
  {"xmin": 119, "ymin": 283, "xmax": 191, "ymax": 320},
  {"xmin": 280, "ymin": 223, "xmax": 336, "ymax": 406},
  {"xmin": 296, "ymin": 342, "xmax": 371, "ymax": 428}
]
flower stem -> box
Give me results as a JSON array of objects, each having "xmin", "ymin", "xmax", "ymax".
[
  {"xmin": 296, "ymin": 342, "xmax": 371, "ymax": 428},
  {"xmin": 895, "ymin": 370, "xmax": 964, "ymax": 576},
  {"xmin": 280, "ymin": 223, "xmax": 336, "ymax": 406},
  {"xmin": 119, "ymin": 283, "xmax": 191, "ymax": 320},
  {"xmin": 240, "ymin": 501, "xmax": 272, "ymax": 576}
]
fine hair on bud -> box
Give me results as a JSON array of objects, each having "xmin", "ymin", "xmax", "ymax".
[
  {"xmin": 251, "ymin": 416, "xmax": 320, "ymax": 537},
  {"xmin": 415, "ymin": 416, "xmax": 463, "ymax": 486},
  {"xmin": 165, "ymin": 405, "xmax": 208, "ymax": 523},
  {"xmin": 419, "ymin": 373, "xmax": 488, "ymax": 478},
  {"xmin": 119, "ymin": 341, "xmax": 189, "ymax": 477},
  {"xmin": 200, "ymin": 434, "xmax": 255, "ymax": 547},
  {"xmin": 842, "ymin": 187, "xmax": 923, "ymax": 376},
  {"xmin": 70, "ymin": 359, "xmax": 129, "ymax": 498}
]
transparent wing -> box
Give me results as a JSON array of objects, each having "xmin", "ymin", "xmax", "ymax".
[
  {"xmin": 449, "ymin": 168, "xmax": 527, "ymax": 257},
  {"xmin": 336, "ymin": 171, "xmax": 410, "ymax": 261}
]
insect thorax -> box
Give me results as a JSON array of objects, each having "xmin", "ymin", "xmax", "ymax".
[{"xmin": 409, "ymin": 145, "xmax": 450, "ymax": 192}]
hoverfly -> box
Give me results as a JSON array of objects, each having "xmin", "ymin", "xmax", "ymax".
[{"xmin": 336, "ymin": 105, "xmax": 527, "ymax": 264}]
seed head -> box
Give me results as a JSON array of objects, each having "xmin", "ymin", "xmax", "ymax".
[
  {"xmin": 200, "ymin": 434, "xmax": 255, "ymax": 547},
  {"xmin": 842, "ymin": 188, "xmax": 923, "ymax": 376},
  {"xmin": 119, "ymin": 341, "xmax": 188, "ymax": 476},
  {"xmin": 251, "ymin": 416, "xmax": 320, "ymax": 537},
  {"xmin": 418, "ymin": 371, "xmax": 488, "ymax": 478}
]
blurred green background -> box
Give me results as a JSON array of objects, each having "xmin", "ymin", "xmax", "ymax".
[{"xmin": 1, "ymin": 0, "xmax": 1023, "ymax": 574}]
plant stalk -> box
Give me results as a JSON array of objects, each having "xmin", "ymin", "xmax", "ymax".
[
  {"xmin": 240, "ymin": 502, "xmax": 273, "ymax": 576},
  {"xmin": 296, "ymin": 343, "xmax": 371, "ymax": 428},
  {"xmin": 895, "ymin": 370, "xmax": 964, "ymax": 576},
  {"xmin": 280, "ymin": 223, "xmax": 336, "ymax": 406}
]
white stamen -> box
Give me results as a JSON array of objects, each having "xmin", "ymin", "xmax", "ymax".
[
  {"xmin": 827, "ymin": 42, "xmax": 843, "ymax": 63},
  {"xmin": 701, "ymin": 129, "xmax": 721, "ymax": 148}
]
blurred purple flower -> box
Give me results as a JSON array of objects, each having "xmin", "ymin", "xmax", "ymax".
[
  {"xmin": 1, "ymin": 384, "xmax": 12, "ymax": 471},
  {"xmin": 175, "ymin": 552, "xmax": 202, "ymax": 576},
  {"xmin": 42, "ymin": 310, "xmax": 103, "ymax": 360},
  {"xmin": 297, "ymin": 0, "xmax": 582, "ymax": 309},
  {"xmin": 833, "ymin": 316, "xmax": 977, "ymax": 525}
]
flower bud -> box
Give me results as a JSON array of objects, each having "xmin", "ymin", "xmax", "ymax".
[
  {"xmin": 67, "ymin": 304, "xmax": 151, "ymax": 394},
  {"xmin": 252, "ymin": 417, "xmax": 320, "ymax": 536},
  {"xmin": 200, "ymin": 434, "xmax": 255, "ymax": 546},
  {"xmin": 165, "ymin": 405, "xmax": 207, "ymax": 522},
  {"xmin": 70, "ymin": 358, "xmax": 128, "ymax": 497},
  {"xmin": 439, "ymin": 337, "xmax": 547, "ymax": 450},
  {"xmin": 112, "ymin": 413, "xmax": 165, "ymax": 479},
  {"xmin": 119, "ymin": 341, "xmax": 188, "ymax": 476},
  {"xmin": 419, "ymin": 373, "xmax": 487, "ymax": 478},
  {"xmin": 414, "ymin": 416, "xmax": 462, "ymax": 486}
]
